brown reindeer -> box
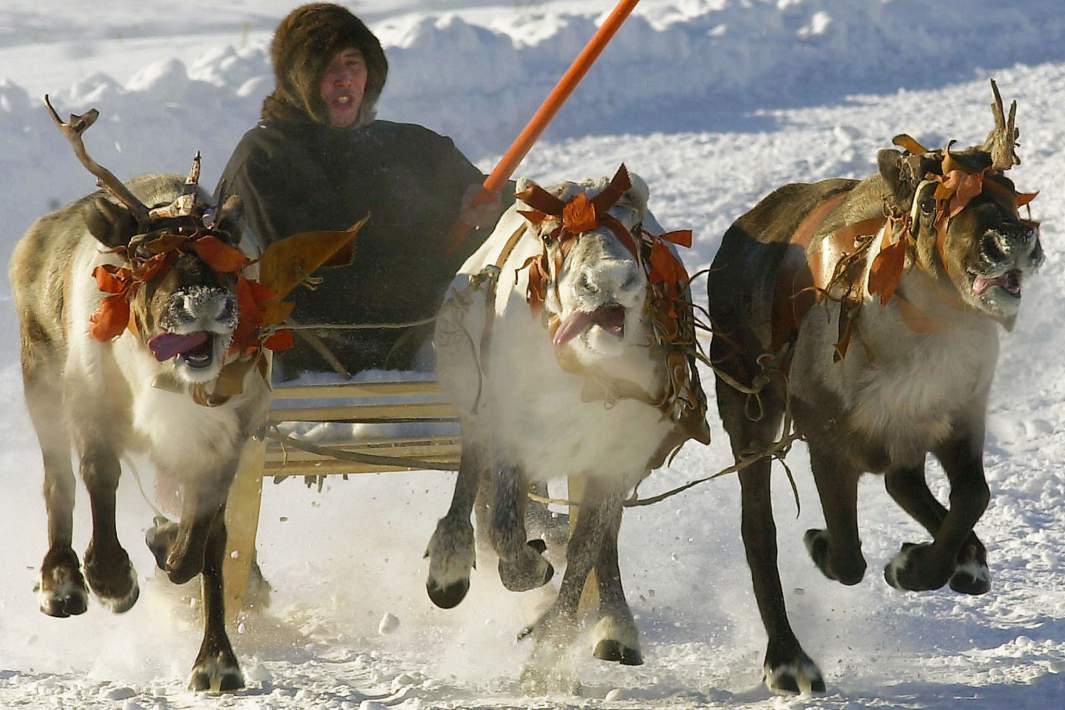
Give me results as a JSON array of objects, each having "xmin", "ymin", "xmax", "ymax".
[
  {"xmin": 11, "ymin": 98, "xmax": 356, "ymax": 691},
  {"xmin": 707, "ymin": 82, "xmax": 1042, "ymax": 693}
]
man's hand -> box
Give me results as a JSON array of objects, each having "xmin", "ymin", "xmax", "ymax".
[{"xmin": 459, "ymin": 184, "xmax": 505, "ymax": 230}]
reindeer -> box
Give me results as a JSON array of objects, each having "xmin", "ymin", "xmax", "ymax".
[
  {"xmin": 425, "ymin": 166, "xmax": 710, "ymax": 689},
  {"xmin": 10, "ymin": 98, "xmax": 356, "ymax": 691},
  {"xmin": 707, "ymin": 82, "xmax": 1042, "ymax": 693}
]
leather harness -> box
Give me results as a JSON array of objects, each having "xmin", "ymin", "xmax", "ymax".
[{"xmin": 473, "ymin": 165, "xmax": 710, "ymax": 450}]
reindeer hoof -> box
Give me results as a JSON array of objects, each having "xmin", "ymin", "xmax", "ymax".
[
  {"xmin": 949, "ymin": 560, "xmax": 991, "ymax": 595},
  {"xmin": 36, "ymin": 575, "xmax": 89, "ymax": 618},
  {"xmin": 425, "ymin": 516, "xmax": 476, "ymax": 609},
  {"xmin": 804, "ymin": 529, "xmax": 832, "ymax": 578},
  {"xmin": 36, "ymin": 548, "xmax": 89, "ymax": 618},
  {"xmin": 763, "ymin": 655, "xmax": 825, "ymax": 695},
  {"xmin": 884, "ymin": 542, "xmax": 949, "ymax": 592},
  {"xmin": 591, "ymin": 614, "xmax": 643, "ymax": 665},
  {"xmin": 84, "ymin": 544, "xmax": 139, "ymax": 613},
  {"xmin": 189, "ymin": 656, "xmax": 244, "ymax": 693},
  {"xmin": 950, "ymin": 542, "xmax": 991, "ymax": 595},
  {"xmin": 98, "ymin": 569, "xmax": 140, "ymax": 614},
  {"xmin": 39, "ymin": 587, "xmax": 89, "ymax": 618},
  {"xmin": 498, "ymin": 539, "xmax": 554, "ymax": 592},
  {"xmin": 145, "ymin": 518, "xmax": 178, "ymax": 571},
  {"xmin": 427, "ymin": 577, "xmax": 470, "ymax": 609},
  {"xmin": 593, "ymin": 639, "xmax": 644, "ymax": 666},
  {"xmin": 804, "ymin": 529, "xmax": 866, "ymax": 585}
]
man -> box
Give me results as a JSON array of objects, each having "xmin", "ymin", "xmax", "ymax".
[{"xmin": 218, "ymin": 3, "xmax": 511, "ymax": 378}]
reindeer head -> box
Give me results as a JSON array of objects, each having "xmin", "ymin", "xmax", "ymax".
[
  {"xmin": 517, "ymin": 166, "xmax": 658, "ymax": 363},
  {"xmin": 46, "ymin": 96, "xmax": 257, "ymax": 385},
  {"xmin": 86, "ymin": 173, "xmax": 249, "ymax": 386},
  {"xmin": 876, "ymin": 81, "xmax": 1042, "ymax": 328}
]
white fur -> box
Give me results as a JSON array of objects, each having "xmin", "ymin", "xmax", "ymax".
[
  {"xmin": 884, "ymin": 544, "xmax": 916, "ymax": 590},
  {"xmin": 63, "ymin": 232, "xmax": 269, "ymax": 484},
  {"xmin": 437, "ymin": 174, "xmax": 675, "ymax": 487},
  {"xmin": 953, "ymin": 558, "xmax": 991, "ymax": 587}
]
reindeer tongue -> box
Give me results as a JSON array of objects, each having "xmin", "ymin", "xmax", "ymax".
[
  {"xmin": 972, "ymin": 272, "xmax": 1021, "ymax": 296},
  {"xmin": 553, "ymin": 305, "xmax": 626, "ymax": 346},
  {"xmin": 148, "ymin": 331, "xmax": 210, "ymax": 361}
]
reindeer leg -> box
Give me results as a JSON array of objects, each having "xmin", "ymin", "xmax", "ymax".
[
  {"xmin": 716, "ymin": 373, "xmax": 824, "ymax": 695},
  {"xmin": 188, "ymin": 507, "xmax": 243, "ymax": 692},
  {"xmin": 884, "ymin": 458, "xmax": 990, "ymax": 595},
  {"xmin": 79, "ymin": 443, "xmax": 139, "ymax": 613},
  {"xmin": 487, "ymin": 464, "xmax": 553, "ymax": 593},
  {"xmin": 591, "ymin": 495, "xmax": 642, "ymax": 666},
  {"xmin": 26, "ymin": 372, "xmax": 87, "ymax": 618},
  {"xmin": 426, "ymin": 424, "xmax": 484, "ymax": 608},
  {"xmin": 519, "ymin": 476, "xmax": 617, "ymax": 693},
  {"xmin": 146, "ymin": 461, "xmax": 236, "ymax": 586},
  {"xmin": 525, "ymin": 481, "xmax": 569, "ymax": 549},
  {"xmin": 803, "ymin": 448, "xmax": 865, "ymax": 585}
]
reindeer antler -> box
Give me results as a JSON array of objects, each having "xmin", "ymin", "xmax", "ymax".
[
  {"xmin": 148, "ymin": 152, "xmax": 202, "ymax": 220},
  {"xmin": 44, "ymin": 94, "xmax": 150, "ymax": 227},
  {"xmin": 981, "ymin": 79, "xmax": 1020, "ymax": 171}
]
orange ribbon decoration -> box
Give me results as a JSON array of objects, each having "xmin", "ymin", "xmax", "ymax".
[{"xmin": 88, "ymin": 232, "xmax": 294, "ymax": 356}]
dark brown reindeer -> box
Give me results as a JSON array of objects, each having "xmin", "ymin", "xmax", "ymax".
[
  {"xmin": 707, "ymin": 82, "xmax": 1042, "ymax": 694},
  {"xmin": 11, "ymin": 98, "xmax": 356, "ymax": 691}
]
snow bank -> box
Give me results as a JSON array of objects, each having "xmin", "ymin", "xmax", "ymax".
[{"xmin": 3, "ymin": 0, "xmax": 1065, "ymax": 265}]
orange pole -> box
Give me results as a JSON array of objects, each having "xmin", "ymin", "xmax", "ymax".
[{"xmin": 447, "ymin": 0, "xmax": 641, "ymax": 256}]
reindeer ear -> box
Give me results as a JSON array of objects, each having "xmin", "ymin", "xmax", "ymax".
[
  {"xmin": 877, "ymin": 149, "xmax": 904, "ymax": 192},
  {"xmin": 622, "ymin": 171, "xmax": 649, "ymax": 212},
  {"xmin": 877, "ymin": 148, "xmax": 921, "ymax": 209},
  {"xmin": 83, "ymin": 194, "xmax": 137, "ymax": 249},
  {"xmin": 216, "ymin": 194, "xmax": 243, "ymax": 236}
]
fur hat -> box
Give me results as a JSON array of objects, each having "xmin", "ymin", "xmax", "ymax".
[{"xmin": 261, "ymin": 3, "xmax": 388, "ymax": 127}]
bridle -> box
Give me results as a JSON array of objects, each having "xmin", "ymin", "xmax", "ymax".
[
  {"xmin": 819, "ymin": 140, "xmax": 1039, "ymax": 360},
  {"xmin": 483, "ymin": 165, "xmax": 709, "ymax": 446}
]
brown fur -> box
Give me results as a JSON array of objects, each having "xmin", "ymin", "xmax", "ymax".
[
  {"xmin": 262, "ymin": 2, "xmax": 388, "ymax": 127},
  {"xmin": 708, "ymin": 145, "xmax": 1042, "ymax": 693}
]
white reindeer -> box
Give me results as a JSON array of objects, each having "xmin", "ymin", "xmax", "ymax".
[{"xmin": 425, "ymin": 166, "xmax": 710, "ymax": 687}]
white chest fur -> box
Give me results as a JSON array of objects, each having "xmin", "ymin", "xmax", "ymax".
[{"xmin": 792, "ymin": 273, "xmax": 999, "ymax": 464}]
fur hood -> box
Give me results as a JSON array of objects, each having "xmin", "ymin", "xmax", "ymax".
[{"xmin": 261, "ymin": 3, "xmax": 388, "ymax": 128}]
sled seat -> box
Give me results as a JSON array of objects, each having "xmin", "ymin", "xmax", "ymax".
[{"xmin": 222, "ymin": 375, "xmax": 460, "ymax": 616}]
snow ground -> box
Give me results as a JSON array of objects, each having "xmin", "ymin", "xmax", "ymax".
[{"xmin": 1, "ymin": 1, "xmax": 1064, "ymax": 708}]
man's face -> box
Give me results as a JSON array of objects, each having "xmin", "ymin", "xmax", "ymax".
[{"xmin": 319, "ymin": 47, "xmax": 368, "ymax": 128}]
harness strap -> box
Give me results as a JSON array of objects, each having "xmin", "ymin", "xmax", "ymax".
[
  {"xmin": 895, "ymin": 294, "xmax": 950, "ymax": 334},
  {"xmin": 476, "ymin": 222, "xmax": 531, "ymax": 400},
  {"xmin": 495, "ymin": 223, "xmax": 529, "ymax": 271}
]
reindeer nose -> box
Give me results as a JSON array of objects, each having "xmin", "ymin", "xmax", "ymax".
[
  {"xmin": 173, "ymin": 288, "xmax": 236, "ymax": 326},
  {"xmin": 980, "ymin": 231, "xmax": 1011, "ymax": 264},
  {"xmin": 576, "ymin": 261, "xmax": 642, "ymax": 302},
  {"xmin": 983, "ymin": 225, "xmax": 1040, "ymax": 267}
]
